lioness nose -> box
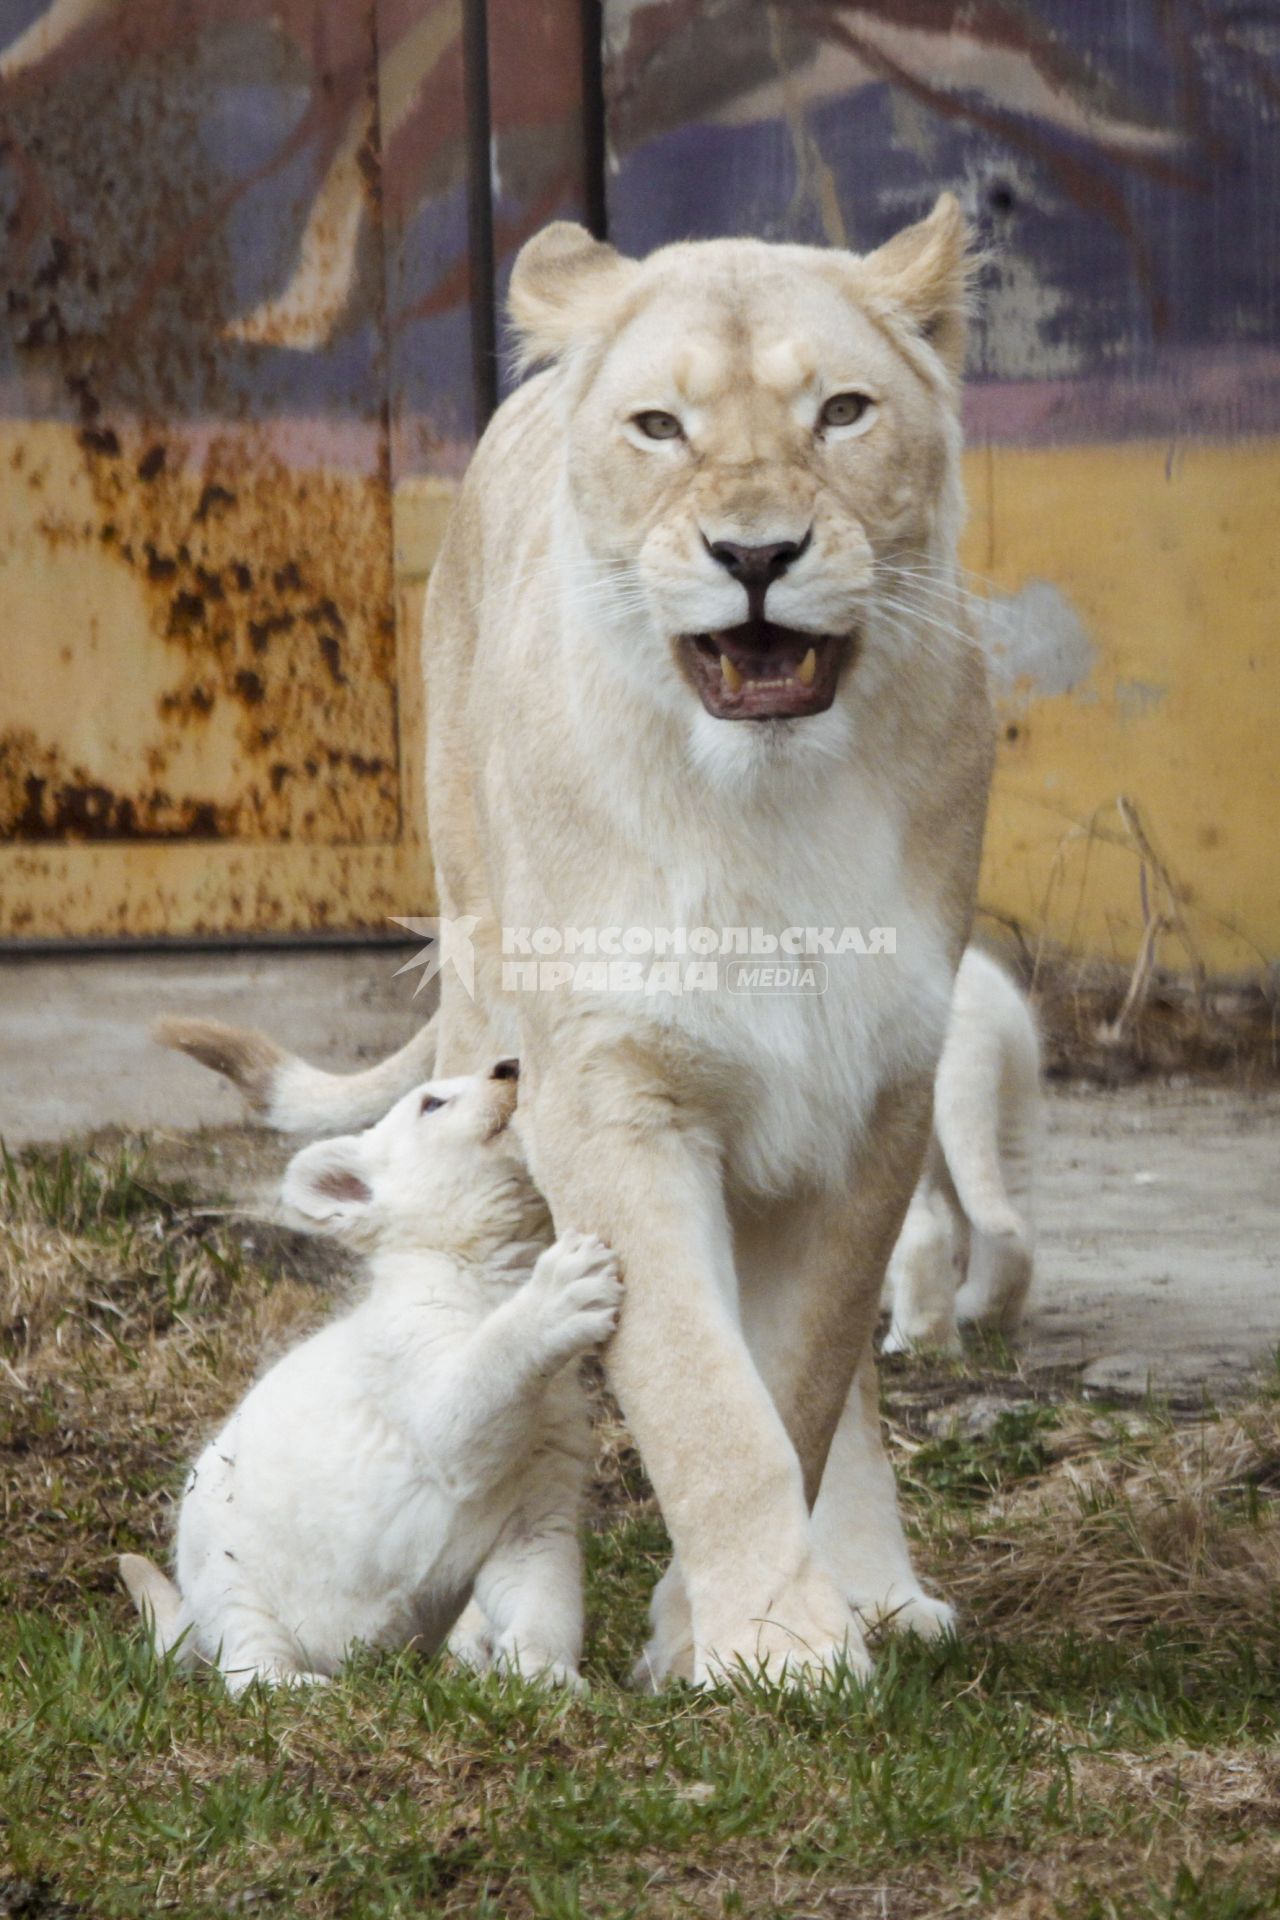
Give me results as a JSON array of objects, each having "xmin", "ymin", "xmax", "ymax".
[{"xmin": 704, "ymin": 533, "xmax": 810, "ymax": 587}]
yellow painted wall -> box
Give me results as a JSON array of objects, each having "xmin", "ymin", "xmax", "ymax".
[
  {"xmin": 3, "ymin": 427, "xmax": 1275, "ymax": 973},
  {"xmin": 400, "ymin": 445, "xmax": 1280, "ymax": 978},
  {"xmin": 964, "ymin": 441, "xmax": 1280, "ymax": 975}
]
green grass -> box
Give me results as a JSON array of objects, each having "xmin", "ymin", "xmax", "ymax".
[
  {"xmin": 2, "ymin": 1142, "xmax": 1280, "ymax": 1918},
  {"xmin": 2, "ymin": 1560, "xmax": 1278, "ymax": 1919},
  {"xmin": 0, "ymin": 1138, "xmax": 194, "ymax": 1236},
  {"xmin": 899, "ymin": 1403, "xmax": 1061, "ymax": 1505}
]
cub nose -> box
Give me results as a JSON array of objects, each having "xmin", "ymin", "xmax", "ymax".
[
  {"xmin": 704, "ymin": 533, "xmax": 811, "ymax": 588},
  {"xmin": 491, "ymin": 1058, "xmax": 520, "ymax": 1082}
]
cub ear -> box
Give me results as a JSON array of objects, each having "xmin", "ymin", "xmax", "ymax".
[
  {"xmin": 858, "ymin": 192, "xmax": 976, "ymax": 377},
  {"xmin": 281, "ymin": 1136, "xmax": 374, "ymax": 1235},
  {"xmin": 508, "ymin": 222, "xmax": 638, "ymax": 372}
]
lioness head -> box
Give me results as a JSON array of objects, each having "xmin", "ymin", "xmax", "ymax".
[{"xmin": 509, "ymin": 197, "xmax": 973, "ymax": 775}]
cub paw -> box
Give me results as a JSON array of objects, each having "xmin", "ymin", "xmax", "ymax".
[
  {"xmin": 447, "ymin": 1599, "xmax": 495, "ymax": 1673},
  {"xmin": 526, "ymin": 1230, "xmax": 622, "ymax": 1359},
  {"xmin": 882, "ymin": 1318, "xmax": 962, "ymax": 1357}
]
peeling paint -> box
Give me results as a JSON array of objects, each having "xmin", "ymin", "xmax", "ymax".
[
  {"xmin": 976, "ymin": 199, "xmax": 1083, "ymax": 382},
  {"xmin": 978, "ymin": 579, "xmax": 1096, "ymax": 701}
]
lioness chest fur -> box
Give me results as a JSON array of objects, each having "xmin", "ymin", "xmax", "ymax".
[{"xmin": 120, "ymin": 1066, "xmax": 620, "ymax": 1692}]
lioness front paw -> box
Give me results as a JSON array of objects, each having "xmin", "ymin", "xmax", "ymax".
[
  {"xmin": 525, "ymin": 1230, "xmax": 622, "ymax": 1362},
  {"xmin": 853, "ymin": 1583, "xmax": 957, "ymax": 1642},
  {"xmin": 695, "ymin": 1565, "xmax": 872, "ymax": 1690}
]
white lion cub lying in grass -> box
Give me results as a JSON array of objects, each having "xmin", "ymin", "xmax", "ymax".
[
  {"xmin": 119, "ymin": 1061, "xmax": 620, "ymax": 1693},
  {"xmin": 884, "ymin": 948, "xmax": 1041, "ymax": 1355}
]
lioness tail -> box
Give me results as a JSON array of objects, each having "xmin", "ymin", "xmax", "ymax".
[{"xmin": 152, "ymin": 1014, "xmax": 438, "ymax": 1134}]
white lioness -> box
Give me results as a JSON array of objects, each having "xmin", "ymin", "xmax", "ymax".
[
  {"xmin": 157, "ymin": 197, "xmax": 993, "ymax": 1684},
  {"xmin": 884, "ymin": 947, "xmax": 1041, "ymax": 1355},
  {"xmin": 119, "ymin": 1063, "xmax": 621, "ymax": 1692}
]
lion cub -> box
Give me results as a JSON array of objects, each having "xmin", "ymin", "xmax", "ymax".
[
  {"xmin": 884, "ymin": 949, "xmax": 1040, "ymax": 1354},
  {"xmin": 119, "ymin": 1062, "xmax": 620, "ymax": 1693}
]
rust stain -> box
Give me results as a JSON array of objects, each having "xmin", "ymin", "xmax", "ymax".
[
  {"xmin": 2, "ymin": 423, "xmax": 400, "ymax": 849},
  {"xmin": 1, "ymin": 726, "xmax": 237, "ymax": 842}
]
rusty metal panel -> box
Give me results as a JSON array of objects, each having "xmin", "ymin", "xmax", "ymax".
[{"xmin": 0, "ymin": 0, "xmax": 436, "ymax": 937}]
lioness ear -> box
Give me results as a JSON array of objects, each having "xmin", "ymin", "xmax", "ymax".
[
  {"xmin": 859, "ymin": 192, "xmax": 975, "ymax": 377},
  {"xmin": 508, "ymin": 222, "xmax": 638, "ymax": 372},
  {"xmin": 281, "ymin": 1136, "xmax": 374, "ymax": 1235}
]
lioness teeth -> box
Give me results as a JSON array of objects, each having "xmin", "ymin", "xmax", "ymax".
[
  {"xmin": 797, "ymin": 647, "xmax": 817, "ymax": 688},
  {"xmin": 720, "ymin": 653, "xmax": 743, "ymax": 692}
]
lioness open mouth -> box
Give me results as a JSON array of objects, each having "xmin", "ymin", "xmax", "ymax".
[{"xmin": 680, "ymin": 623, "xmax": 850, "ymax": 721}]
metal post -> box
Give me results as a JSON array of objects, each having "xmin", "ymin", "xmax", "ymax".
[
  {"xmin": 462, "ymin": 0, "xmax": 498, "ymax": 430},
  {"xmin": 580, "ymin": 0, "xmax": 608, "ymax": 241}
]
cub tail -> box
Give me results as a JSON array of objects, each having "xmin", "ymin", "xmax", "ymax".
[
  {"xmin": 152, "ymin": 1013, "xmax": 438, "ymax": 1135},
  {"xmin": 118, "ymin": 1554, "xmax": 194, "ymax": 1663}
]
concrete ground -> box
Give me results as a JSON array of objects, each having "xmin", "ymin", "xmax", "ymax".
[
  {"xmin": 1, "ymin": 949, "xmax": 1277, "ymax": 1400},
  {"xmin": 0, "ymin": 946, "xmax": 428, "ymax": 1140}
]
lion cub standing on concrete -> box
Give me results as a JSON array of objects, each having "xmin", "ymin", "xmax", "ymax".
[
  {"xmin": 119, "ymin": 1062, "xmax": 620, "ymax": 1693},
  {"xmin": 884, "ymin": 948, "xmax": 1040, "ymax": 1354}
]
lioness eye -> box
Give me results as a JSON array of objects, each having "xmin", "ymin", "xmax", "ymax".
[
  {"xmin": 420, "ymin": 1094, "xmax": 446, "ymax": 1115},
  {"xmin": 820, "ymin": 392, "xmax": 871, "ymax": 429},
  {"xmin": 633, "ymin": 410, "xmax": 683, "ymax": 441}
]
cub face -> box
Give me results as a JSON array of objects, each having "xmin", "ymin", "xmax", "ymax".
[
  {"xmin": 508, "ymin": 196, "xmax": 972, "ymax": 767},
  {"xmin": 282, "ymin": 1061, "xmax": 550, "ymax": 1260}
]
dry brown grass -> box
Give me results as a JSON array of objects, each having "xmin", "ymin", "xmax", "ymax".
[
  {"xmin": 1025, "ymin": 950, "xmax": 1280, "ymax": 1085},
  {"xmin": 0, "ymin": 1140, "xmax": 342, "ymax": 1612},
  {"xmin": 979, "ymin": 791, "xmax": 1279, "ymax": 1085},
  {"xmin": 920, "ymin": 1404, "xmax": 1280, "ymax": 1645},
  {"xmin": 977, "ymin": 917, "xmax": 1279, "ymax": 1084}
]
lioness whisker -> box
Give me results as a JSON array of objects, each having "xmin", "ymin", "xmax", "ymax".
[
  {"xmin": 470, "ymin": 559, "xmax": 608, "ymax": 615},
  {"xmin": 877, "ymin": 571, "xmax": 984, "ymax": 613},
  {"xmin": 870, "ymin": 594, "xmax": 988, "ymax": 657},
  {"xmin": 874, "ymin": 565, "xmax": 988, "ymax": 616},
  {"xmin": 883, "ymin": 548, "xmax": 999, "ymax": 595}
]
